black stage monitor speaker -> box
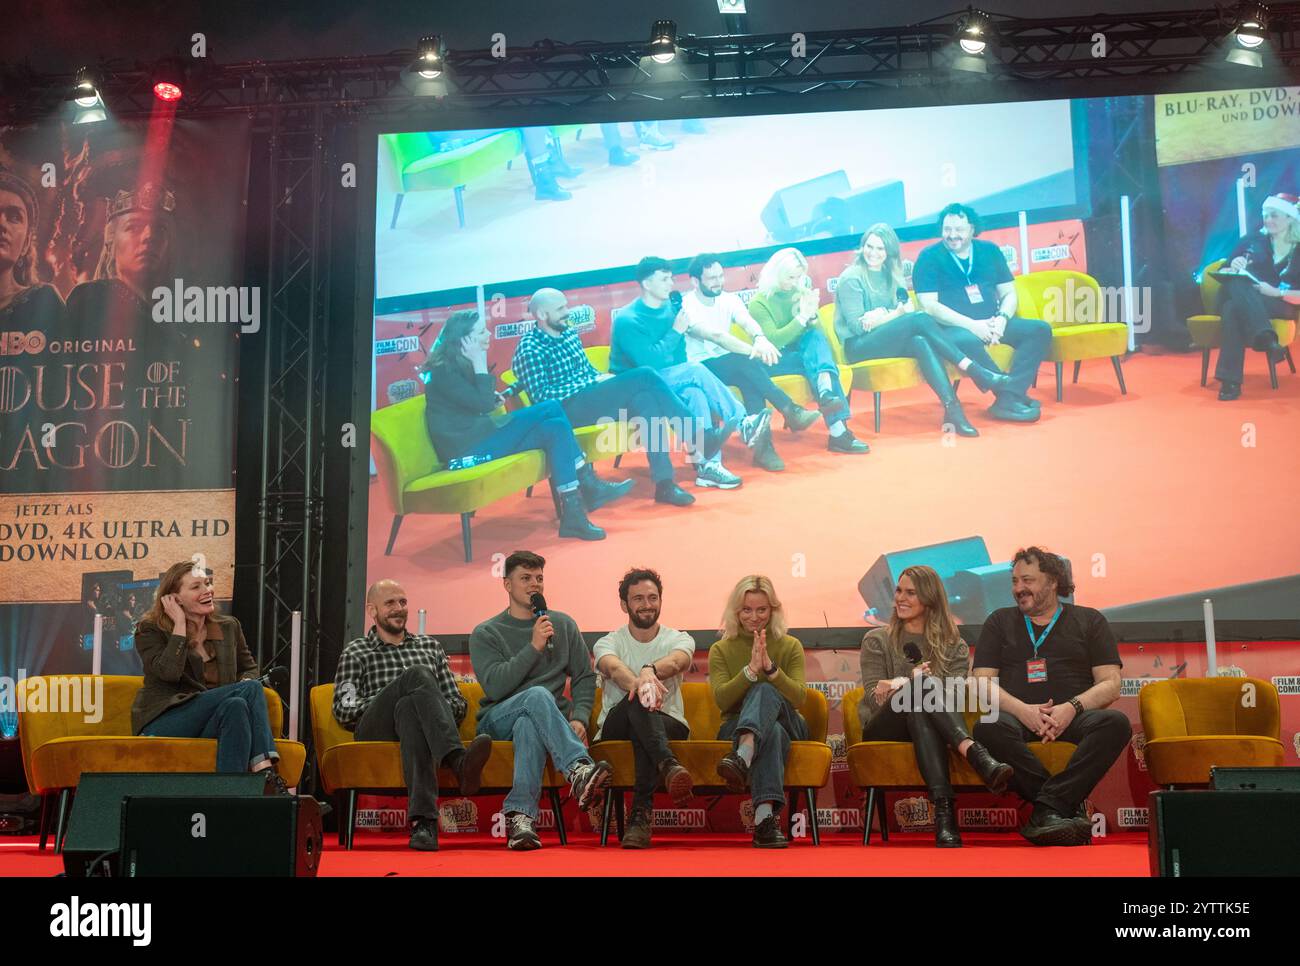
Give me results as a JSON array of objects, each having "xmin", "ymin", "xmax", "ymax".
[
  {"xmin": 760, "ymin": 170, "xmax": 851, "ymax": 242},
  {"xmin": 858, "ymin": 536, "xmax": 992, "ymax": 619},
  {"xmin": 1148, "ymin": 790, "xmax": 1300, "ymax": 876},
  {"xmin": 121, "ymin": 795, "xmax": 322, "ymax": 877},
  {"xmin": 1210, "ymin": 766, "xmax": 1300, "ymax": 791},
  {"xmin": 62, "ymin": 772, "xmax": 266, "ymax": 877}
]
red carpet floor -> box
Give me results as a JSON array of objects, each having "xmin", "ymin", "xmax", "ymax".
[
  {"xmin": 0, "ymin": 831, "xmax": 1150, "ymax": 876},
  {"xmin": 367, "ymin": 350, "xmax": 1300, "ymax": 632}
]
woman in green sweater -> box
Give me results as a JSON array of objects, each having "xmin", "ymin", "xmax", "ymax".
[
  {"xmin": 747, "ymin": 248, "xmax": 868, "ymax": 454},
  {"xmin": 709, "ymin": 574, "xmax": 809, "ymax": 848},
  {"xmin": 858, "ymin": 565, "xmax": 1012, "ymax": 847}
]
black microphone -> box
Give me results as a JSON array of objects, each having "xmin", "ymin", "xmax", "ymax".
[
  {"xmin": 529, "ymin": 592, "xmax": 554, "ymax": 653},
  {"xmin": 903, "ymin": 642, "xmax": 923, "ymax": 666},
  {"xmin": 669, "ymin": 290, "xmax": 683, "ymax": 314}
]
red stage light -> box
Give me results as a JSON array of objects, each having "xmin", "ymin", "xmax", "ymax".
[{"xmin": 153, "ymin": 81, "xmax": 182, "ymax": 102}]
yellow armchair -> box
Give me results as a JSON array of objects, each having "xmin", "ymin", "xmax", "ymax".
[
  {"xmin": 17, "ymin": 674, "xmax": 305, "ymax": 852},
  {"xmin": 310, "ymin": 680, "xmax": 569, "ymax": 848},
  {"xmin": 1014, "ymin": 270, "xmax": 1130, "ymax": 402},
  {"xmin": 1186, "ymin": 259, "xmax": 1297, "ymax": 389},
  {"xmin": 370, "ymin": 394, "xmax": 548, "ymax": 562},
  {"xmin": 841, "ymin": 685, "xmax": 1076, "ymax": 844},
  {"xmin": 588, "ymin": 681, "xmax": 833, "ymax": 845},
  {"xmin": 1138, "ymin": 678, "xmax": 1284, "ymax": 787}
]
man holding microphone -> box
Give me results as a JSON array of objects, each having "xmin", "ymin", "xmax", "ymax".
[{"xmin": 469, "ymin": 550, "xmax": 613, "ymax": 850}]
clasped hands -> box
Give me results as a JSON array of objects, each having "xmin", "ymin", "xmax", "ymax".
[
  {"xmin": 871, "ymin": 661, "xmax": 931, "ymax": 704},
  {"xmin": 1017, "ymin": 698, "xmax": 1077, "ymax": 742}
]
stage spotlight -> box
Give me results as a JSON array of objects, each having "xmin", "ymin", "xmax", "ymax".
[
  {"xmin": 648, "ymin": 19, "xmax": 678, "ymax": 63},
  {"xmin": 952, "ymin": 8, "xmax": 993, "ymax": 73},
  {"xmin": 72, "ymin": 67, "xmax": 100, "ymax": 107},
  {"xmin": 152, "ymin": 59, "xmax": 184, "ymax": 101},
  {"xmin": 717, "ymin": 0, "xmax": 748, "ymax": 34},
  {"xmin": 415, "ymin": 35, "xmax": 444, "ymax": 78},
  {"xmin": 1226, "ymin": 3, "xmax": 1268, "ymax": 66}
]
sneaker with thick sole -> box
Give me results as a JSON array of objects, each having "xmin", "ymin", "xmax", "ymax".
[
  {"xmin": 828, "ymin": 432, "xmax": 870, "ymax": 454},
  {"xmin": 752, "ymin": 436, "xmax": 785, "ymax": 472},
  {"xmin": 621, "ymin": 806, "xmax": 653, "ymax": 849},
  {"xmin": 506, "ymin": 812, "xmax": 542, "ymax": 851},
  {"xmin": 569, "ymin": 759, "xmax": 614, "ymax": 810},
  {"xmin": 738, "ymin": 410, "xmax": 771, "ymax": 447},
  {"xmin": 694, "ymin": 460, "xmax": 742, "ymax": 489},
  {"xmin": 1019, "ymin": 807, "xmax": 1090, "ymax": 846},
  {"xmin": 409, "ymin": 818, "xmax": 439, "ymax": 851}
]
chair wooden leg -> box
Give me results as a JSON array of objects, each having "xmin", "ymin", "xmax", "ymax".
[
  {"xmin": 1286, "ymin": 347, "xmax": 1296, "ymax": 374},
  {"xmin": 525, "ymin": 485, "xmax": 533, "ymax": 498},
  {"xmin": 1112, "ymin": 355, "xmax": 1128, "ymax": 395},
  {"xmin": 613, "ymin": 454, "xmax": 622, "ymax": 469},
  {"xmin": 1072, "ymin": 360, "xmax": 1082, "ymax": 384},
  {"xmin": 547, "ymin": 480, "xmax": 562, "ymax": 521},
  {"xmin": 1201, "ymin": 349, "xmax": 1210, "ymax": 387},
  {"xmin": 1268, "ymin": 354, "xmax": 1280, "ymax": 390},
  {"xmin": 54, "ymin": 788, "xmax": 71, "ymax": 854},
  {"xmin": 863, "ymin": 787, "xmax": 876, "ymax": 845},
  {"xmin": 345, "ymin": 790, "xmax": 358, "ymax": 850},
  {"xmin": 38, "ymin": 794, "xmax": 52, "ymax": 851},
  {"xmin": 806, "ymin": 788, "xmax": 821, "ymax": 846},
  {"xmin": 384, "ymin": 514, "xmax": 403, "ymax": 555},
  {"xmin": 453, "ymin": 185, "xmax": 466, "ymax": 228},
  {"xmin": 873, "ymin": 391, "xmax": 882, "ymax": 434},
  {"xmin": 389, "ymin": 193, "xmax": 404, "ymax": 229},
  {"xmin": 1055, "ymin": 361, "xmax": 1064, "ymax": 402},
  {"xmin": 549, "ymin": 788, "xmax": 567, "ymax": 845},
  {"xmin": 335, "ymin": 792, "xmax": 349, "ymax": 846},
  {"xmin": 877, "ymin": 787, "xmax": 889, "ymax": 842},
  {"xmin": 460, "ymin": 512, "xmax": 473, "ymax": 563},
  {"xmin": 600, "ymin": 788, "xmax": 615, "ymax": 846}
]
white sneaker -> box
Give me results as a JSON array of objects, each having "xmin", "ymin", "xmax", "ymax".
[
  {"xmin": 738, "ymin": 411, "xmax": 772, "ymax": 449},
  {"xmin": 695, "ymin": 459, "xmax": 742, "ymax": 489}
]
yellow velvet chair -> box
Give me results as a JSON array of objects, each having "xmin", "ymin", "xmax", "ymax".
[
  {"xmin": 1186, "ymin": 259, "xmax": 1298, "ymax": 389},
  {"xmin": 588, "ymin": 682, "xmax": 833, "ymax": 845},
  {"xmin": 1014, "ymin": 270, "xmax": 1129, "ymax": 402},
  {"xmin": 1138, "ymin": 678, "xmax": 1285, "ymax": 788},
  {"xmin": 17, "ymin": 674, "xmax": 305, "ymax": 852},
  {"xmin": 841, "ymin": 685, "xmax": 1076, "ymax": 844},
  {"xmin": 370, "ymin": 394, "xmax": 549, "ymax": 562},
  {"xmin": 310, "ymin": 681, "xmax": 570, "ymax": 848},
  {"xmin": 500, "ymin": 344, "xmax": 632, "ymax": 468}
]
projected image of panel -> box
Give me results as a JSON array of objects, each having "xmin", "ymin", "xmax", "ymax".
[{"xmin": 363, "ymin": 87, "xmax": 1300, "ymax": 636}]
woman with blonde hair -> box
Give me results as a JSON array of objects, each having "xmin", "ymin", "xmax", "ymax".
[
  {"xmin": 708, "ymin": 575, "xmax": 809, "ymax": 848},
  {"xmin": 859, "ymin": 565, "xmax": 1012, "ymax": 846},
  {"xmin": 833, "ymin": 224, "xmax": 1012, "ymax": 436},
  {"xmin": 748, "ymin": 248, "xmax": 868, "ymax": 454},
  {"xmin": 131, "ymin": 561, "xmax": 289, "ymax": 793}
]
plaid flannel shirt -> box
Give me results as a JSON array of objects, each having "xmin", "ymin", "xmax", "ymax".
[
  {"xmin": 332, "ymin": 627, "xmax": 467, "ymax": 729},
  {"xmin": 511, "ymin": 326, "xmax": 600, "ymax": 404}
]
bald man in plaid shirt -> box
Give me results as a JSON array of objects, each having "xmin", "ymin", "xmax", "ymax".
[{"xmin": 333, "ymin": 579, "xmax": 492, "ymax": 850}]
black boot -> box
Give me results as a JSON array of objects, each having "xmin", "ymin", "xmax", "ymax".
[
  {"xmin": 1257, "ymin": 332, "xmax": 1289, "ymax": 366},
  {"xmin": 965, "ymin": 740, "xmax": 1013, "ymax": 794},
  {"xmin": 942, "ymin": 402, "xmax": 979, "ymax": 437},
  {"xmin": 548, "ymin": 153, "xmax": 584, "ymax": 179},
  {"xmin": 912, "ymin": 335, "xmax": 978, "ymax": 437},
  {"xmin": 1218, "ymin": 380, "xmax": 1242, "ymax": 401},
  {"xmin": 533, "ymin": 162, "xmax": 572, "ymax": 201},
  {"xmin": 558, "ymin": 490, "xmax": 605, "ymax": 540},
  {"xmin": 578, "ymin": 463, "xmax": 634, "ymax": 511},
  {"xmin": 780, "ymin": 405, "xmax": 820, "ymax": 432},
  {"xmin": 964, "ymin": 363, "xmax": 1013, "ymax": 394},
  {"xmin": 933, "ymin": 798, "xmax": 962, "ymax": 848}
]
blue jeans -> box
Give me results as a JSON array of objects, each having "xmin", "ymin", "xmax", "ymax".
[
  {"xmin": 477, "ymin": 686, "xmax": 591, "ymax": 820},
  {"xmin": 943, "ymin": 316, "xmax": 1052, "ymax": 400},
  {"xmin": 560, "ymin": 367, "xmax": 693, "ymax": 483},
  {"xmin": 767, "ymin": 328, "xmax": 846, "ymax": 428},
  {"xmin": 717, "ymin": 683, "xmax": 808, "ymax": 810},
  {"xmin": 141, "ymin": 679, "xmax": 279, "ymax": 773},
  {"xmin": 659, "ymin": 362, "xmax": 745, "ymax": 433},
  {"xmin": 459, "ymin": 399, "xmax": 583, "ymax": 490}
]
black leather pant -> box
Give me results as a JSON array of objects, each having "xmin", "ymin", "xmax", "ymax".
[{"xmin": 862, "ymin": 697, "xmax": 972, "ymax": 799}]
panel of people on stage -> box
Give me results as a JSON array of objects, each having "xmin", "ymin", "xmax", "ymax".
[{"xmin": 127, "ymin": 546, "xmax": 1131, "ymax": 852}]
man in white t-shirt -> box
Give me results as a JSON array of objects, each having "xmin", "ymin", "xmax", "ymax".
[
  {"xmin": 592, "ymin": 567, "xmax": 697, "ymax": 849},
  {"xmin": 680, "ymin": 253, "xmax": 821, "ymax": 472}
]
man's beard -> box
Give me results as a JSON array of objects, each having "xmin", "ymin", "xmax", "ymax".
[
  {"xmin": 1017, "ymin": 590, "xmax": 1051, "ymax": 615},
  {"xmin": 378, "ymin": 614, "xmax": 407, "ymax": 636},
  {"xmin": 629, "ymin": 608, "xmax": 660, "ymax": 630},
  {"xmin": 700, "ymin": 283, "xmax": 723, "ymax": 298}
]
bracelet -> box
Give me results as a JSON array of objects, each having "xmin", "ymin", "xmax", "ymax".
[
  {"xmin": 1069, "ymin": 697, "xmax": 1084, "ymax": 716},
  {"xmin": 764, "ymin": 662, "xmax": 778, "ymax": 677},
  {"xmin": 642, "ymin": 663, "xmax": 659, "ymax": 680},
  {"xmin": 742, "ymin": 665, "xmax": 759, "ymax": 682}
]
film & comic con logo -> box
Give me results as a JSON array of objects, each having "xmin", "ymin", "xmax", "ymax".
[
  {"xmin": 1271, "ymin": 675, "xmax": 1300, "ymax": 696},
  {"xmin": 356, "ymin": 806, "xmax": 407, "ymax": 831},
  {"xmin": 1117, "ymin": 807, "xmax": 1149, "ymax": 830},
  {"xmin": 816, "ymin": 807, "xmax": 862, "ymax": 830},
  {"xmin": 957, "ymin": 807, "xmax": 1019, "ymax": 829},
  {"xmin": 807, "ymin": 681, "xmax": 854, "ymax": 708},
  {"xmin": 1120, "ymin": 677, "xmax": 1158, "ymax": 697}
]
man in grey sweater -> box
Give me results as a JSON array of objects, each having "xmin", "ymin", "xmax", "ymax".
[{"xmin": 469, "ymin": 550, "xmax": 612, "ymax": 850}]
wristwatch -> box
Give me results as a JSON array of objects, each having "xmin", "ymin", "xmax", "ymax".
[
  {"xmin": 764, "ymin": 662, "xmax": 778, "ymax": 677},
  {"xmin": 1069, "ymin": 697, "xmax": 1084, "ymax": 716},
  {"xmin": 642, "ymin": 663, "xmax": 658, "ymax": 679}
]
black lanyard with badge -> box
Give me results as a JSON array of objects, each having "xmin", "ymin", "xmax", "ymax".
[
  {"xmin": 1024, "ymin": 605, "xmax": 1062, "ymax": 684},
  {"xmin": 951, "ymin": 250, "xmax": 984, "ymax": 305}
]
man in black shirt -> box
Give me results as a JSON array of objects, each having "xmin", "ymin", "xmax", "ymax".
[
  {"xmin": 913, "ymin": 204, "xmax": 1052, "ymax": 423},
  {"xmin": 972, "ymin": 547, "xmax": 1130, "ymax": 846}
]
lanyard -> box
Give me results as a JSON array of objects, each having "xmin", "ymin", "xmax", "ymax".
[
  {"xmin": 950, "ymin": 250, "xmax": 975, "ymax": 284},
  {"xmin": 1024, "ymin": 605, "xmax": 1063, "ymax": 656}
]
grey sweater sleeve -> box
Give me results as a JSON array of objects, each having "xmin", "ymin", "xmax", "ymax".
[
  {"xmin": 563, "ymin": 617, "xmax": 596, "ymax": 724},
  {"xmin": 834, "ymin": 275, "xmax": 867, "ymax": 346},
  {"xmin": 469, "ymin": 621, "xmax": 542, "ymax": 702}
]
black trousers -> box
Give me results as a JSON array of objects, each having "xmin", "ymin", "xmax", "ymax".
[
  {"xmin": 354, "ymin": 666, "xmax": 464, "ymax": 822},
  {"xmin": 862, "ymin": 698, "xmax": 972, "ymax": 799},
  {"xmin": 598, "ymin": 695, "xmax": 690, "ymax": 809},
  {"xmin": 1214, "ymin": 284, "xmax": 1288, "ymax": 383},
  {"xmin": 701, "ymin": 354, "xmax": 797, "ymax": 415},
  {"xmin": 972, "ymin": 708, "xmax": 1131, "ymax": 814}
]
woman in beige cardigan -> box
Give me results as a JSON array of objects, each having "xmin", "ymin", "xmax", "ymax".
[{"xmin": 859, "ymin": 565, "xmax": 1011, "ymax": 846}]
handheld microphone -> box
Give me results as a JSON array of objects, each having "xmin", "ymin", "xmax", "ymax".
[
  {"xmin": 529, "ymin": 592, "xmax": 554, "ymax": 653},
  {"xmin": 669, "ymin": 290, "xmax": 683, "ymax": 314},
  {"xmin": 903, "ymin": 642, "xmax": 923, "ymax": 666}
]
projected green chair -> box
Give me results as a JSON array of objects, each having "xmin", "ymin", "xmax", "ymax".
[
  {"xmin": 385, "ymin": 130, "xmax": 523, "ymax": 229},
  {"xmin": 1014, "ymin": 270, "xmax": 1129, "ymax": 402},
  {"xmin": 369, "ymin": 394, "xmax": 548, "ymax": 562},
  {"xmin": 1186, "ymin": 258, "xmax": 1298, "ymax": 389}
]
